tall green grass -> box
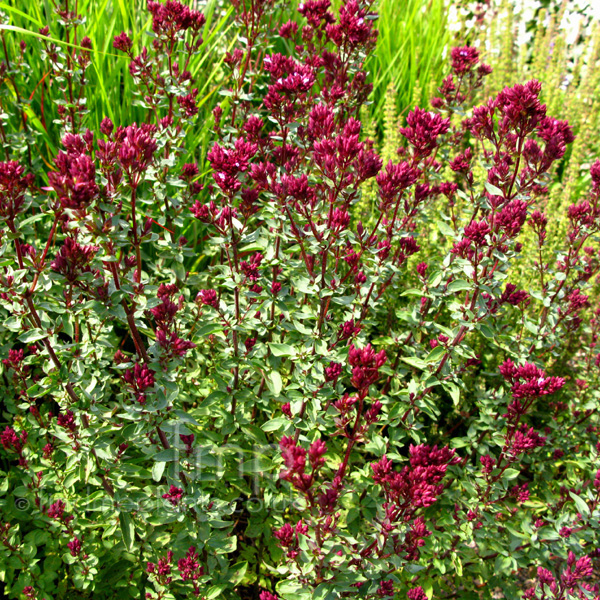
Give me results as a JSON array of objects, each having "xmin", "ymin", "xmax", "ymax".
[
  {"xmin": 277, "ymin": 0, "xmax": 450, "ymax": 132},
  {"xmin": 0, "ymin": 0, "xmax": 235, "ymax": 170},
  {"xmin": 464, "ymin": 0, "xmax": 600, "ymax": 291},
  {"xmin": 0, "ymin": 0, "xmax": 450, "ymax": 161},
  {"xmin": 366, "ymin": 0, "xmax": 449, "ymax": 131},
  {"xmin": 326, "ymin": 0, "xmax": 451, "ymax": 128},
  {"xmin": 0, "ymin": 0, "xmax": 451, "ymax": 253},
  {"xmin": 348, "ymin": 0, "xmax": 450, "ymax": 224}
]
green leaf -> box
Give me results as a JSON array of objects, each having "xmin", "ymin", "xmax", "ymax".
[
  {"xmin": 400, "ymin": 356, "xmax": 428, "ymax": 370},
  {"xmin": 313, "ymin": 583, "xmax": 338, "ymax": 600},
  {"xmin": 240, "ymin": 456, "xmax": 272, "ymax": 473},
  {"xmin": 569, "ymin": 492, "xmax": 590, "ymax": 518},
  {"xmin": 195, "ymin": 323, "xmax": 224, "ymax": 337},
  {"xmin": 478, "ymin": 324, "xmax": 494, "ymax": 339},
  {"xmin": 484, "ymin": 182, "xmax": 504, "ymax": 197},
  {"xmin": 444, "ymin": 383, "xmax": 461, "ymax": 406},
  {"xmin": 229, "ymin": 561, "xmax": 248, "ymax": 586},
  {"xmin": 152, "ymin": 461, "xmax": 166, "ymax": 482},
  {"xmin": 173, "ymin": 410, "xmax": 200, "ymax": 427},
  {"xmin": 268, "ymin": 371, "xmax": 283, "ymax": 396},
  {"xmin": 292, "ymin": 319, "xmax": 312, "ymax": 334},
  {"xmin": 206, "ymin": 585, "xmax": 228, "ymax": 599},
  {"xmin": 26, "ymin": 383, "xmax": 49, "ymax": 398},
  {"xmin": 3, "ymin": 316, "xmax": 22, "ymax": 332},
  {"xmin": 425, "ymin": 345, "xmax": 446, "ymax": 363},
  {"xmin": 401, "ymin": 288, "xmax": 426, "ymax": 297},
  {"xmin": 438, "ymin": 220, "xmax": 456, "ymax": 237},
  {"xmin": 119, "ymin": 513, "xmax": 135, "ymax": 551},
  {"xmin": 269, "ymin": 343, "xmax": 295, "ymax": 357},
  {"xmin": 262, "ymin": 417, "xmax": 288, "ymax": 432},
  {"xmin": 153, "ymin": 449, "xmax": 179, "ymax": 462},
  {"xmin": 502, "ymin": 468, "xmax": 520, "ymax": 481},
  {"xmin": 276, "ymin": 580, "xmax": 312, "ymax": 600},
  {"xmin": 21, "ymin": 542, "xmax": 36, "ymax": 559},
  {"xmin": 428, "ymin": 271, "xmax": 444, "ymax": 287},
  {"xmin": 18, "ymin": 329, "xmax": 48, "ymax": 343},
  {"xmin": 0, "ymin": 23, "xmax": 121, "ymax": 56},
  {"xmin": 447, "ymin": 279, "xmax": 471, "ymax": 293},
  {"xmin": 294, "ymin": 278, "xmax": 316, "ymax": 294}
]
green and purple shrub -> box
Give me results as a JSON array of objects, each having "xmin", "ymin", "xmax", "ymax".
[{"xmin": 0, "ymin": 1, "xmax": 599, "ymax": 599}]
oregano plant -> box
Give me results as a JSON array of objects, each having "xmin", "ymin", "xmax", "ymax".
[{"xmin": 0, "ymin": 1, "xmax": 599, "ymax": 599}]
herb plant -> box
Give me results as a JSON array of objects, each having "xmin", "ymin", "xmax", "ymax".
[{"xmin": 0, "ymin": 1, "xmax": 599, "ymax": 600}]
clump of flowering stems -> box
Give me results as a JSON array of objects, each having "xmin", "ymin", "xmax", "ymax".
[{"xmin": 0, "ymin": 1, "xmax": 599, "ymax": 599}]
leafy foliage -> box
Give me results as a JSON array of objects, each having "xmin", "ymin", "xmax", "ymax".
[{"xmin": 0, "ymin": 1, "xmax": 599, "ymax": 600}]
